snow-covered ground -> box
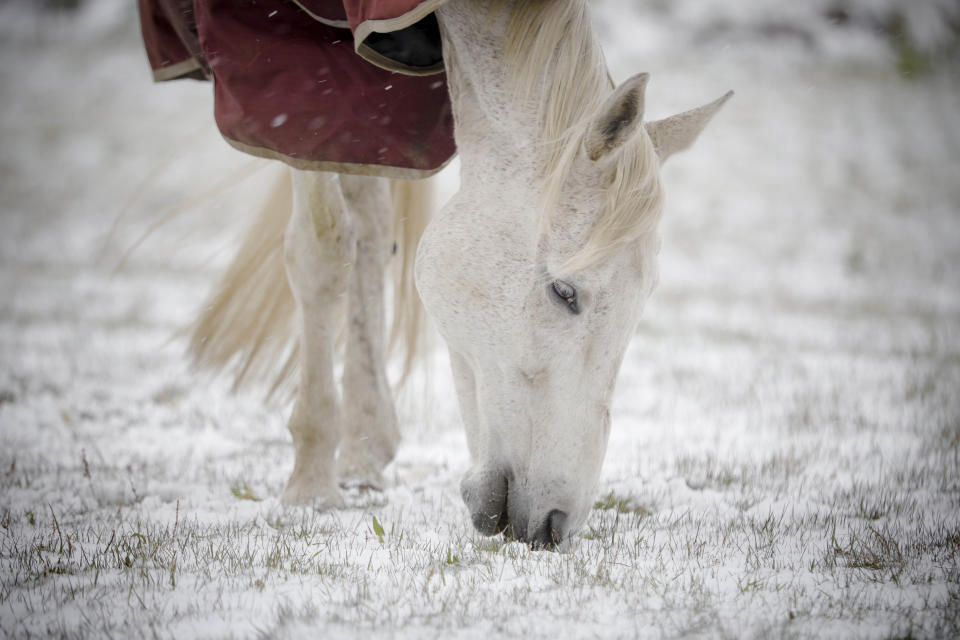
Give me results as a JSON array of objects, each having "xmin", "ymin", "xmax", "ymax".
[{"xmin": 1, "ymin": 0, "xmax": 958, "ymax": 637}]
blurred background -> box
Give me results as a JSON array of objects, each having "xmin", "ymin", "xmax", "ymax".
[{"xmin": 1, "ymin": 0, "xmax": 958, "ymax": 484}]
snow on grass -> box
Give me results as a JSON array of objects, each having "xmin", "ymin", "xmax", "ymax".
[{"xmin": 1, "ymin": 0, "xmax": 959, "ymax": 638}]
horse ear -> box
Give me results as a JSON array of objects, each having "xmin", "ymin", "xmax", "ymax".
[
  {"xmin": 584, "ymin": 73, "xmax": 649, "ymax": 162},
  {"xmin": 645, "ymin": 90, "xmax": 733, "ymax": 163}
]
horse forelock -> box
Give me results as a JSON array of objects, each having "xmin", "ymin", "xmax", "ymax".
[{"xmin": 497, "ymin": 0, "xmax": 664, "ymax": 274}]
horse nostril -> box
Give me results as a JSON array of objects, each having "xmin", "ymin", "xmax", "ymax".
[
  {"xmin": 527, "ymin": 509, "xmax": 568, "ymax": 550},
  {"xmin": 461, "ymin": 469, "xmax": 510, "ymax": 536}
]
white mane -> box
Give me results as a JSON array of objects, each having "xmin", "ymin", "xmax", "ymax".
[{"xmin": 498, "ymin": 0, "xmax": 665, "ymax": 273}]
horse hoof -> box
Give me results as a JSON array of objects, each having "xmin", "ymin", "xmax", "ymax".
[{"xmin": 280, "ymin": 480, "xmax": 344, "ymax": 509}]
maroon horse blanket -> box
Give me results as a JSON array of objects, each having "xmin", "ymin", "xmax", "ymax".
[{"xmin": 139, "ymin": 0, "xmax": 454, "ymax": 178}]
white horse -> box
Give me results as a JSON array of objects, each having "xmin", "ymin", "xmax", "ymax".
[{"xmin": 189, "ymin": 0, "xmax": 730, "ymax": 548}]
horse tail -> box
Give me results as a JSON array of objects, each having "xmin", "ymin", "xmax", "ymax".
[
  {"xmin": 186, "ymin": 170, "xmax": 434, "ymax": 397},
  {"xmin": 186, "ymin": 170, "xmax": 298, "ymax": 398},
  {"xmin": 388, "ymin": 177, "xmax": 434, "ymax": 386}
]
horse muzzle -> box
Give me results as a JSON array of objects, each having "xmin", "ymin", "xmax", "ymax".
[{"xmin": 460, "ymin": 466, "xmax": 570, "ymax": 549}]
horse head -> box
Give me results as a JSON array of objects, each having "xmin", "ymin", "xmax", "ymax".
[{"xmin": 417, "ymin": 67, "xmax": 730, "ymax": 547}]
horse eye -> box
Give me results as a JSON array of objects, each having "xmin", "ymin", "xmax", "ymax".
[{"xmin": 551, "ymin": 280, "xmax": 580, "ymax": 314}]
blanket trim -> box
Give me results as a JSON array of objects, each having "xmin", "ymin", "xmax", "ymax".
[
  {"xmin": 152, "ymin": 57, "xmax": 204, "ymax": 82},
  {"xmin": 356, "ymin": 43, "xmax": 444, "ymax": 76},
  {"xmin": 223, "ymin": 137, "xmax": 455, "ymax": 180},
  {"xmin": 352, "ymin": 0, "xmax": 449, "ymax": 74},
  {"xmin": 290, "ymin": 0, "xmax": 350, "ymax": 29}
]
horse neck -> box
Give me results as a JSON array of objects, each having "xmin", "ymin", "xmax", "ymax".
[{"xmin": 436, "ymin": 0, "xmax": 610, "ymax": 188}]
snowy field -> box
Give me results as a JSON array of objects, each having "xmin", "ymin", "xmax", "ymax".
[{"xmin": 2, "ymin": 0, "xmax": 959, "ymax": 637}]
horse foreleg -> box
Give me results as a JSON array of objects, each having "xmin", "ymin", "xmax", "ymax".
[
  {"xmin": 336, "ymin": 175, "xmax": 400, "ymax": 490},
  {"xmin": 280, "ymin": 170, "xmax": 354, "ymax": 507}
]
